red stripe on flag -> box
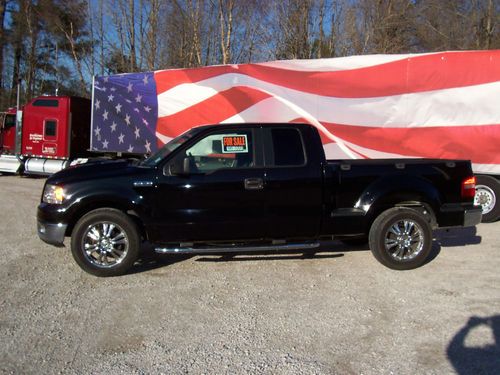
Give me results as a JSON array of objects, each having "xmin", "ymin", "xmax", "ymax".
[
  {"xmin": 322, "ymin": 123, "xmax": 500, "ymax": 164},
  {"xmin": 155, "ymin": 51, "xmax": 500, "ymax": 98},
  {"xmin": 156, "ymin": 86, "xmax": 271, "ymax": 141}
]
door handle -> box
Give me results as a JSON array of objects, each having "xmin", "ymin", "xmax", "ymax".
[{"xmin": 244, "ymin": 178, "xmax": 264, "ymax": 190}]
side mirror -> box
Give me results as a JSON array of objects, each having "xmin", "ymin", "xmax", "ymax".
[{"xmin": 168, "ymin": 157, "xmax": 190, "ymax": 176}]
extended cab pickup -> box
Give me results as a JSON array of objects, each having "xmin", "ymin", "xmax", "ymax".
[{"xmin": 37, "ymin": 123, "xmax": 482, "ymax": 276}]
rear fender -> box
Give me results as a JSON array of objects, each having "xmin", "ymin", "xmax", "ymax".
[{"xmin": 355, "ymin": 175, "xmax": 441, "ymax": 227}]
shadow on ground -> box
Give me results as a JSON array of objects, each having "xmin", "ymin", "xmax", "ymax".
[
  {"xmin": 129, "ymin": 225, "xmax": 481, "ymax": 274},
  {"xmin": 129, "ymin": 243, "xmax": 194, "ymax": 274},
  {"xmin": 447, "ymin": 315, "xmax": 500, "ymax": 375},
  {"xmin": 434, "ymin": 226, "xmax": 482, "ymax": 247}
]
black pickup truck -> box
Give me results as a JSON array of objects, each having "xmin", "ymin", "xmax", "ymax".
[{"xmin": 37, "ymin": 123, "xmax": 482, "ymax": 276}]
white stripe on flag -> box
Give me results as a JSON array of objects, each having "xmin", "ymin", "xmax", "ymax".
[
  {"xmin": 157, "ymin": 73, "xmax": 500, "ymax": 127},
  {"xmin": 255, "ymin": 53, "xmax": 435, "ymax": 72}
]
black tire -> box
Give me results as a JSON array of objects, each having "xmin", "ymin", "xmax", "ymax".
[
  {"xmin": 474, "ymin": 175, "xmax": 500, "ymax": 223},
  {"xmin": 71, "ymin": 208, "xmax": 140, "ymax": 277},
  {"xmin": 368, "ymin": 207, "xmax": 433, "ymax": 270}
]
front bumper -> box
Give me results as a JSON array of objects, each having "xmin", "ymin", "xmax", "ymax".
[
  {"xmin": 37, "ymin": 221, "xmax": 67, "ymax": 246},
  {"xmin": 37, "ymin": 202, "xmax": 71, "ymax": 246}
]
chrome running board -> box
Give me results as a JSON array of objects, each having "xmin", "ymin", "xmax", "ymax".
[{"xmin": 154, "ymin": 242, "xmax": 320, "ymax": 254}]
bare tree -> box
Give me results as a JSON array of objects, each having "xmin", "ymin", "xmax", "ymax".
[
  {"xmin": 0, "ymin": 0, "xmax": 7, "ymax": 93},
  {"xmin": 144, "ymin": 0, "xmax": 161, "ymax": 70},
  {"xmin": 218, "ymin": 0, "xmax": 234, "ymax": 64},
  {"xmin": 414, "ymin": 0, "xmax": 499, "ymax": 51}
]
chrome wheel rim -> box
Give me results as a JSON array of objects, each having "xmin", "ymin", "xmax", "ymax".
[
  {"xmin": 474, "ymin": 185, "xmax": 496, "ymax": 215},
  {"xmin": 81, "ymin": 221, "xmax": 129, "ymax": 268},
  {"xmin": 384, "ymin": 219, "xmax": 424, "ymax": 261}
]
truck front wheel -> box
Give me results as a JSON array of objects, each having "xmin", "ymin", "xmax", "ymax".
[
  {"xmin": 369, "ymin": 207, "xmax": 433, "ymax": 270},
  {"xmin": 71, "ymin": 208, "xmax": 140, "ymax": 277}
]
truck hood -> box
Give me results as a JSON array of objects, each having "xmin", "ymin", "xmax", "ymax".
[{"xmin": 46, "ymin": 159, "xmax": 153, "ymax": 185}]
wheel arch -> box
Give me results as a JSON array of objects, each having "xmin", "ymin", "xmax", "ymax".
[
  {"xmin": 355, "ymin": 174, "xmax": 439, "ymax": 213},
  {"xmin": 65, "ymin": 198, "xmax": 148, "ymax": 241},
  {"xmin": 367, "ymin": 197, "xmax": 437, "ymax": 229},
  {"xmin": 360, "ymin": 185, "xmax": 440, "ymax": 232}
]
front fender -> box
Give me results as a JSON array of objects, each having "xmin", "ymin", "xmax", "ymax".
[{"xmin": 61, "ymin": 183, "xmax": 151, "ymax": 236}]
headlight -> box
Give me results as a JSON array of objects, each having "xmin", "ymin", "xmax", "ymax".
[{"xmin": 42, "ymin": 184, "xmax": 66, "ymax": 204}]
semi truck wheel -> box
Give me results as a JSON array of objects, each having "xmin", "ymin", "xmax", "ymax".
[
  {"xmin": 474, "ymin": 175, "xmax": 500, "ymax": 223},
  {"xmin": 369, "ymin": 207, "xmax": 432, "ymax": 270},
  {"xmin": 71, "ymin": 208, "xmax": 140, "ymax": 277}
]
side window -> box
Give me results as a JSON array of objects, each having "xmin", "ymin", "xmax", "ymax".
[
  {"xmin": 176, "ymin": 129, "xmax": 255, "ymax": 174},
  {"xmin": 44, "ymin": 120, "xmax": 57, "ymax": 139},
  {"xmin": 4, "ymin": 114, "xmax": 16, "ymax": 129},
  {"xmin": 271, "ymin": 128, "xmax": 306, "ymax": 166}
]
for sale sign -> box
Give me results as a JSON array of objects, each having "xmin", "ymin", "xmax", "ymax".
[{"xmin": 222, "ymin": 135, "xmax": 248, "ymax": 153}]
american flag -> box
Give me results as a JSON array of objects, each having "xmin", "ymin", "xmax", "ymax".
[
  {"xmin": 91, "ymin": 51, "xmax": 500, "ymax": 174},
  {"xmin": 91, "ymin": 73, "xmax": 158, "ymax": 154}
]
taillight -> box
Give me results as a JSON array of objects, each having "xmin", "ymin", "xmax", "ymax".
[{"xmin": 461, "ymin": 176, "xmax": 476, "ymax": 200}]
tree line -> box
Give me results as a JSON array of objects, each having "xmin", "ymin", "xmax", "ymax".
[{"xmin": 0, "ymin": 0, "xmax": 498, "ymax": 108}]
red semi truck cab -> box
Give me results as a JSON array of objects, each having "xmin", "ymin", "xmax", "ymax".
[
  {"xmin": 0, "ymin": 96, "xmax": 91, "ymax": 174},
  {"xmin": 21, "ymin": 96, "xmax": 90, "ymax": 159}
]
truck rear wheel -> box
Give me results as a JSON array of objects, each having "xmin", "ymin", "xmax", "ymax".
[
  {"xmin": 474, "ymin": 175, "xmax": 500, "ymax": 223},
  {"xmin": 71, "ymin": 208, "xmax": 140, "ymax": 277},
  {"xmin": 369, "ymin": 207, "xmax": 432, "ymax": 270}
]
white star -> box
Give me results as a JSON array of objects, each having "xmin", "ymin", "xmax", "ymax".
[
  {"xmin": 102, "ymin": 86, "xmax": 107, "ymax": 92},
  {"xmin": 134, "ymin": 126, "xmax": 140, "ymax": 139},
  {"xmin": 135, "ymin": 94, "xmax": 142, "ymax": 103},
  {"xmin": 107, "ymin": 94, "xmax": 114, "ymax": 102},
  {"xmin": 110, "ymin": 122, "xmax": 117, "ymax": 132},
  {"xmin": 94, "ymin": 126, "xmax": 101, "ymax": 137},
  {"xmin": 115, "ymin": 103, "xmax": 122, "ymax": 113},
  {"xmin": 110, "ymin": 87, "xmax": 116, "ymax": 92},
  {"xmin": 125, "ymin": 114, "xmax": 131, "ymax": 126},
  {"xmin": 144, "ymin": 106, "xmax": 151, "ymax": 112},
  {"xmin": 127, "ymin": 144, "xmax": 134, "ymax": 152},
  {"xmin": 125, "ymin": 99, "xmax": 132, "ymax": 104},
  {"xmin": 118, "ymin": 133, "xmax": 125, "ymax": 144},
  {"xmin": 142, "ymin": 75, "xmax": 148, "ymax": 85},
  {"xmin": 142, "ymin": 118, "xmax": 149, "ymax": 126},
  {"xmin": 94, "ymin": 99, "xmax": 100, "ymax": 110},
  {"xmin": 102, "ymin": 139, "xmax": 109, "ymax": 149},
  {"xmin": 102, "ymin": 110, "xmax": 108, "ymax": 120},
  {"xmin": 103, "ymin": 76, "xmax": 109, "ymax": 83},
  {"xmin": 145, "ymin": 140, "xmax": 151, "ymax": 153},
  {"xmin": 134, "ymin": 108, "xmax": 139, "ymax": 113},
  {"xmin": 127, "ymin": 82, "xmax": 133, "ymax": 92}
]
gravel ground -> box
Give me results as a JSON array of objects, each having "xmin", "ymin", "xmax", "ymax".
[{"xmin": 0, "ymin": 175, "xmax": 499, "ymax": 375}]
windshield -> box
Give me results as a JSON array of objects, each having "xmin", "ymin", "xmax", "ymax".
[{"xmin": 141, "ymin": 128, "xmax": 200, "ymax": 166}]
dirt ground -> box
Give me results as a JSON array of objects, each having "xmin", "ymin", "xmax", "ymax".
[{"xmin": 0, "ymin": 175, "xmax": 499, "ymax": 375}]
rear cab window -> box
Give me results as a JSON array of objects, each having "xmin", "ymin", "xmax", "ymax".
[
  {"xmin": 266, "ymin": 127, "xmax": 306, "ymax": 167},
  {"xmin": 33, "ymin": 99, "xmax": 59, "ymax": 107}
]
